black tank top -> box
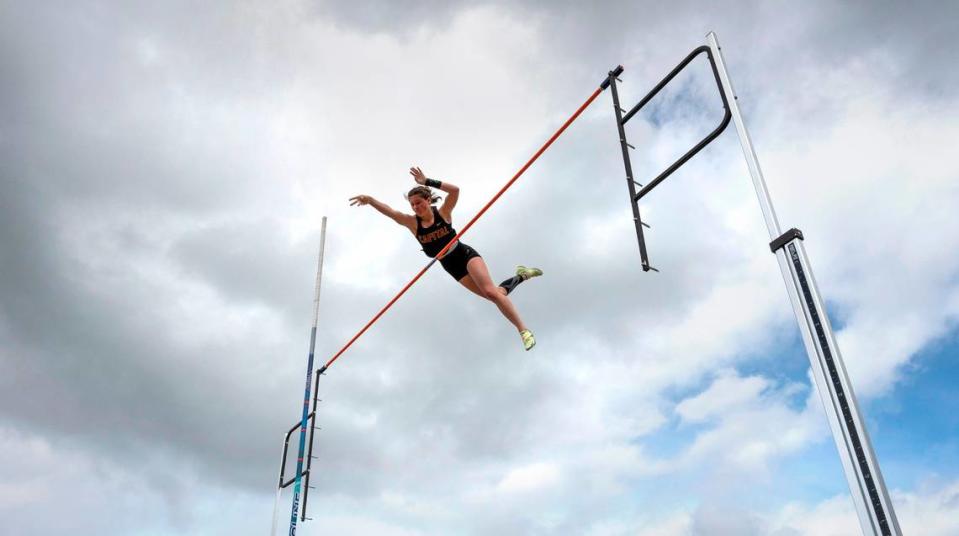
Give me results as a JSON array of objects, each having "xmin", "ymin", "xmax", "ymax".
[{"xmin": 416, "ymin": 206, "xmax": 458, "ymax": 258}]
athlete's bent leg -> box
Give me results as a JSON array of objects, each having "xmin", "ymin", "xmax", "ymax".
[
  {"xmin": 465, "ymin": 257, "xmax": 527, "ymax": 333},
  {"xmin": 459, "ymin": 273, "xmax": 507, "ymax": 297},
  {"xmin": 458, "ymin": 274, "xmax": 488, "ymax": 298}
]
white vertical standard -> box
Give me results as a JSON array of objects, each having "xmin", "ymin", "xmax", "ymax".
[
  {"xmin": 706, "ymin": 32, "xmax": 901, "ymax": 536},
  {"xmin": 270, "ymin": 216, "xmax": 329, "ymax": 536}
]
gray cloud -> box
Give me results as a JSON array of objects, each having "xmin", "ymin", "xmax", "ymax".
[{"xmin": 2, "ymin": 1, "xmax": 958, "ymax": 534}]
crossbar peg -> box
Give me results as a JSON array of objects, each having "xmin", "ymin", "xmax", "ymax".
[{"xmin": 626, "ymin": 142, "xmax": 635, "ymax": 150}]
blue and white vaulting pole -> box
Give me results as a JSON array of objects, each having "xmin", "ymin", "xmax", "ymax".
[{"xmin": 284, "ymin": 216, "xmax": 327, "ymax": 536}]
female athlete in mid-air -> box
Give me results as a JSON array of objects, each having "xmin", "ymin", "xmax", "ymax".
[{"xmin": 350, "ymin": 166, "xmax": 542, "ymax": 351}]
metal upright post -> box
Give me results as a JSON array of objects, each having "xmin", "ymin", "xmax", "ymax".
[
  {"xmin": 607, "ymin": 67, "xmax": 653, "ymax": 271},
  {"xmin": 300, "ymin": 368, "xmax": 324, "ymax": 521},
  {"xmin": 286, "ymin": 216, "xmax": 328, "ymax": 536},
  {"xmin": 705, "ymin": 32, "xmax": 901, "ymax": 536}
]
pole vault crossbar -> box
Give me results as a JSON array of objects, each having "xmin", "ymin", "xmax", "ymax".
[
  {"xmin": 608, "ymin": 32, "xmax": 901, "ymax": 536},
  {"xmin": 315, "ymin": 72, "xmax": 617, "ymax": 376}
]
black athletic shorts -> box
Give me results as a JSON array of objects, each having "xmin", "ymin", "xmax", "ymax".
[{"xmin": 438, "ymin": 242, "xmax": 481, "ymax": 280}]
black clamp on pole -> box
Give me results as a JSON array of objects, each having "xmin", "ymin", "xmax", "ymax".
[
  {"xmin": 769, "ymin": 228, "xmax": 804, "ymax": 253},
  {"xmin": 601, "ymin": 65, "xmax": 624, "ymax": 90}
]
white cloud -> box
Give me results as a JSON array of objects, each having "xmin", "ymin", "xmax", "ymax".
[
  {"xmin": 755, "ymin": 58, "xmax": 959, "ymax": 398},
  {"xmin": 2, "ymin": 1, "xmax": 957, "ymax": 535},
  {"xmin": 666, "ymin": 371, "xmax": 822, "ymax": 478},
  {"xmin": 495, "ymin": 461, "xmax": 562, "ymax": 494},
  {"xmin": 768, "ymin": 479, "xmax": 959, "ymax": 536},
  {"xmin": 675, "ymin": 369, "xmax": 770, "ymax": 423},
  {"xmin": 0, "ymin": 426, "xmax": 296, "ymax": 536}
]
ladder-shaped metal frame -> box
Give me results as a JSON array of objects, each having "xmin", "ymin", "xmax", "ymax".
[
  {"xmin": 608, "ymin": 32, "xmax": 901, "ymax": 536},
  {"xmin": 271, "ymin": 368, "xmax": 323, "ymax": 532},
  {"xmin": 608, "ymin": 45, "xmax": 730, "ymax": 272}
]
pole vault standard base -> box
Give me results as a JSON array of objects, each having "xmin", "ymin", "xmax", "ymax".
[{"xmin": 608, "ymin": 32, "xmax": 902, "ymax": 536}]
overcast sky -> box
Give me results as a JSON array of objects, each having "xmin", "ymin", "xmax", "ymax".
[{"xmin": 2, "ymin": 1, "xmax": 958, "ymax": 535}]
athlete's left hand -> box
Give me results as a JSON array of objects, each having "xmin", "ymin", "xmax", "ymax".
[
  {"xmin": 410, "ymin": 166, "xmax": 428, "ymax": 185},
  {"xmin": 349, "ymin": 194, "xmax": 371, "ymax": 206}
]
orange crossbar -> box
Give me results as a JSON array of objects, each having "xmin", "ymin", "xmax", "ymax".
[{"xmin": 320, "ymin": 85, "xmax": 606, "ymax": 373}]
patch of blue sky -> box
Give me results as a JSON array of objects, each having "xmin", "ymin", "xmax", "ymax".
[
  {"xmin": 774, "ymin": 436, "xmax": 853, "ymax": 504},
  {"xmin": 628, "ymin": 56, "xmax": 726, "ymax": 131},
  {"xmin": 638, "ymin": 410, "xmax": 710, "ymax": 460},
  {"xmin": 627, "ymin": 306, "xmax": 955, "ymax": 513},
  {"xmin": 735, "ymin": 325, "xmax": 809, "ymax": 389},
  {"xmin": 739, "ymin": 309, "xmax": 959, "ymax": 493},
  {"xmin": 864, "ymin": 328, "xmax": 959, "ymax": 490},
  {"xmin": 640, "ymin": 329, "xmax": 813, "ymax": 462},
  {"xmin": 729, "ymin": 299, "xmax": 854, "ymax": 412}
]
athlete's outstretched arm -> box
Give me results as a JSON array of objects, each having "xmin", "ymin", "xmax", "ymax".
[
  {"xmin": 410, "ymin": 166, "xmax": 459, "ymax": 221},
  {"xmin": 350, "ymin": 195, "xmax": 416, "ymax": 232}
]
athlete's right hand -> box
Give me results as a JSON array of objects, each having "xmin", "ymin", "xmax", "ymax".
[{"xmin": 349, "ymin": 195, "xmax": 371, "ymax": 206}]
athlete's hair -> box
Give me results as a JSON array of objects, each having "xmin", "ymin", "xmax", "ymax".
[{"xmin": 407, "ymin": 185, "xmax": 441, "ymax": 204}]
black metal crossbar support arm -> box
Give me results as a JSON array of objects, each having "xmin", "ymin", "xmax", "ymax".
[
  {"xmin": 275, "ymin": 367, "xmax": 324, "ymax": 523},
  {"xmin": 278, "ymin": 409, "xmax": 317, "ymax": 490},
  {"xmin": 607, "ymin": 32, "xmax": 902, "ymax": 536},
  {"xmin": 628, "ymin": 46, "xmax": 732, "ymax": 202},
  {"xmin": 607, "ymin": 65, "xmax": 653, "ymax": 270},
  {"xmin": 607, "ymin": 45, "xmax": 731, "ymax": 271},
  {"xmin": 300, "ymin": 368, "xmax": 324, "ymax": 521}
]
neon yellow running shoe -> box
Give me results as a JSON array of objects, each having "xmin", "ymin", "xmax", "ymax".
[
  {"xmin": 516, "ymin": 265, "xmax": 543, "ymax": 281},
  {"xmin": 520, "ymin": 329, "xmax": 536, "ymax": 351}
]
